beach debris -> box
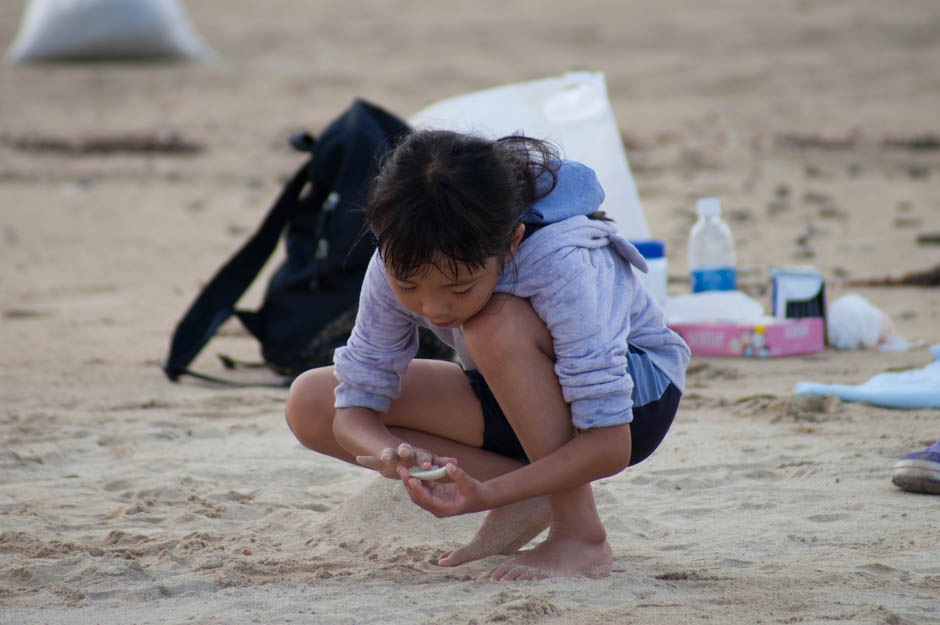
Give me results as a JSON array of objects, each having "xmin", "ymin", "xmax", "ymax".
[
  {"xmin": 893, "ymin": 217, "xmax": 922, "ymax": 228},
  {"xmin": 881, "ymin": 134, "xmax": 940, "ymax": 151},
  {"xmin": 3, "ymin": 308, "xmax": 46, "ymax": 319},
  {"xmin": 803, "ymin": 164, "xmax": 830, "ymax": 179},
  {"xmin": 792, "ymin": 225, "xmax": 818, "ymax": 259},
  {"xmin": 802, "ymin": 191, "xmax": 831, "ymax": 205},
  {"xmin": 776, "ymin": 131, "xmax": 860, "ymax": 151},
  {"xmin": 1, "ymin": 131, "xmax": 203, "ymax": 155},
  {"xmin": 725, "ymin": 207, "xmax": 753, "ymax": 223},
  {"xmin": 766, "ymin": 199, "xmax": 789, "ymax": 216},
  {"xmin": 655, "ymin": 570, "xmax": 723, "ymax": 581},
  {"xmin": 848, "ymin": 263, "xmax": 940, "ymax": 287},
  {"xmin": 816, "ymin": 204, "xmax": 843, "ymax": 219},
  {"xmin": 776, "ymin": 131, "xmax": 940, "ymax": 152}
]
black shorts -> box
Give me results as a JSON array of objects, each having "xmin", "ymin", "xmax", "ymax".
[{"xmin": 463, "ymin": 369, "xmax": 680, "ymax": 466}]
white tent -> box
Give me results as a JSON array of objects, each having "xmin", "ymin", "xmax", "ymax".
[
  {"xmin": 409, "ymin": 72, "xmax": 650, "ymax": 240},
  {"xmin": 6, "ymin": 0, "xmax": 209, "ymax": 62}
]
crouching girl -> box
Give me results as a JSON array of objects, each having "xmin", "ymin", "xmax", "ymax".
[{"xmin": 285, "ymin": 130, "xmax": 690, "ymax": 580}]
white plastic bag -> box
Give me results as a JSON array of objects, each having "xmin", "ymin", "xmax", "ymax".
[
  {"xmin": 6, "ymin": 0, "xmax": 209, "ymax": 62},
  {"xmin": 409, "ymin": 72, "xmax": 651, "ymax": 240}
]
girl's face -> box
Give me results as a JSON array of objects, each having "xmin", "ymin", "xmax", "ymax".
[
  {"xmin": 385, "ymin": 225, "xmax": 524, "ymax": 329},
  {"xmin": 387, "ymin": 256, "xmax": 505, "ymax": 329}
]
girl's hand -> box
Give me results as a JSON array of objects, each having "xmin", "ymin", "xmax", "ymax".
[
  {"xmin": 397, "ymin": 463, "xmax": 489, "ymax": 518},
  {"xmin": 356, "ymin": 442, "xmax": 456, "ymax": 480}
]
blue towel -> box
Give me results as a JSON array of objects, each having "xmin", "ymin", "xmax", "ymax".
[{"xmin": 795, "ymin": 345, "xmax": 940, "ymax": 409}]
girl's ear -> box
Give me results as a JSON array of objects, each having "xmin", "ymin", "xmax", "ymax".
[{"xmin": 507, "ymin": 223, "xmax": 525, "ymax": 258}]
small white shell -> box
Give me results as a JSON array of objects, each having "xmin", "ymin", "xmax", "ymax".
[{"xmin": 407, "ymin": 465, "xmax": 448, "ymax": 481}]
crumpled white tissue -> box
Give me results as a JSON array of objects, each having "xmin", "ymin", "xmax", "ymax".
[
  {"xmin": 826, "ymin": 293, "xmax": 917, "ymax": 350},
  {"xmin": 665, "ymin": 290, "xmax": 768, "ymax": 325}
]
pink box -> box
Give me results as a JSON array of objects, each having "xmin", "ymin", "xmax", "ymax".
[{"xmin": 668, "ymin": 317, "xmax": 825, "ymax": 357}]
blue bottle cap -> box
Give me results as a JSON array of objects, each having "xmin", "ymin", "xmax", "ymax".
[{"xmin": 630, "ymin": 239, "xmax": 665, "ymax": 260}]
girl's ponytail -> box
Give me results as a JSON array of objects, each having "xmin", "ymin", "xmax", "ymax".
[{"xmin": 494, "ymin": 135, "xmax": 560, "ymax": 207}]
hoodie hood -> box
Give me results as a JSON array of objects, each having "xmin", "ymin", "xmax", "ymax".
[
  {"xmin": 515, "ymin": 160, "xmax": 648, "ymax": 273},
  {"xmin": 523, "ymin": 160, "xmax": 606, "ymax": 225}
]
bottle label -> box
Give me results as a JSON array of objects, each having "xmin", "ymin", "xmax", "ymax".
[{"xmin": 691, "ymin": 268, "xmax": 736, "ymax": 292}]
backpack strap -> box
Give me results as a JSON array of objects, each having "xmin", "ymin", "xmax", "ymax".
[
  {"xmin": 161, "ymin": 159, "xmax": 310, "ymax": 383},
  {"xmin": 166, "ymin": 365, "xmax": 293, "ymax": 388}
]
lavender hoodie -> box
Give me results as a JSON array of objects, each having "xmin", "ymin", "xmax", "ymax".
[{"xmin": 332, "ymin": 161, "xmax": 690, "ymax": 429}]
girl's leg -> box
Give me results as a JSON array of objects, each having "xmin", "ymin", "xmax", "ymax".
[
  {"xmin": 286, "ymin": 359, "xmax": 488, "ymax": 465},
  {"xmin": 284, "ymin": 359, "xmax": 549, "ymax": 563},
  {"xmin": 461, "ymin": 294, "xmax": 614, "ymax": 580}
]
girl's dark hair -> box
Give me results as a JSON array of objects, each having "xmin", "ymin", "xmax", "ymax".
[{"xmin": 365, "ymin": 130, "xmax": 560, "ymax": 280}]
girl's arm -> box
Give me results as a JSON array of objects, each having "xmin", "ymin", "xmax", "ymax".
[
  {"xmin": 331, "ymin": 254, "xmax": 452, "ymax": 473},
  {"xmin": 333, "ymin": 407, "xmax": 456, "ymax": 477},
  {"xmin": 332, "ymin": 406, "xmax": 402, "ymax": 459},
  {"xmin": 401, "ymin": 422, "xmax": 631, "ymax": 516},
  {"xmin": 333, "ymin": 253, "xmax": 421, "ymax": 416}
]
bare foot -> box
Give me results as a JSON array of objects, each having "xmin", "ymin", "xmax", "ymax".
[
  {"xmin": 437, "ymin": 497, "xmax": 550, "ymax": 567},
  {"xmin": 481, "ymin": 531, "xmax": 613, "ymax": 581}
]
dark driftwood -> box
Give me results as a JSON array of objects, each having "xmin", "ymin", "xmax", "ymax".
[{"xmin": 847, "ymin": 264, "xmax": 940, "ymax": 287}]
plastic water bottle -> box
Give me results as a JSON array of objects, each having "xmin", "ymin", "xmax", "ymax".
[{"xmin": 689, "ymin": 197, "xmax": 736, "ymax": 292}]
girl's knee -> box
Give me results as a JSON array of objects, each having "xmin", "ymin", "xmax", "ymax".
[
  {"xmin": 285, "ymin": 367, "xmax": 336, "ymax": 444},
  {"xmin": 462, "ymin": 295, "xmax": 553, "ymax": 365}
]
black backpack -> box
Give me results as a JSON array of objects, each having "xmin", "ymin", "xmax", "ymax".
[{"xmin": 162, "ymin": 99, "xmax": 451, "ymax": 387}]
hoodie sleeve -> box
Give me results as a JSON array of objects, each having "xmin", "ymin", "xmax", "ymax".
[
  {"xmin": 332, "ymin": 252, "xmax": 419, "ymax": 413},
  {"xmin": 527, "ymin": 246, "xmax": 637, "ymax": 429}
]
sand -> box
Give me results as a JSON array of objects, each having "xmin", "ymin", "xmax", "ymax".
[{"xmin": 2, "ymin": 0, "xmax": 939, "ymax": 623}]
